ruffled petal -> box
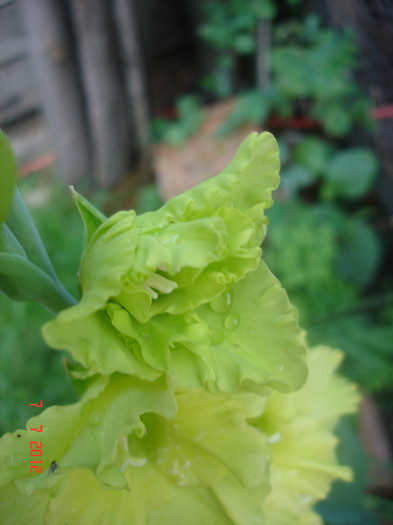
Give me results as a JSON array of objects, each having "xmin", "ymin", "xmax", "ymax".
[
  {"xmin": 0, "ymin": 384, "xmax": 269, "ymax": 525},
  {"xmin": 197, "ymin": 260, "xmax": 307, "ymax": 392},
  {"xmin": 255, "ymin": 345, "xmax": 360, "ymax": 525}
]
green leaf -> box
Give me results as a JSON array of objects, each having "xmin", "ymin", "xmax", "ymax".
[
  {"xmin": 280, "ymin": 164, "xmax": 314, "ymax": 197},
  {"xmin": 5, "ymin": 188, "xmax": 58, "ymax": 281},
  {"xmin": 335, "ymin": 219, "xmax": 382, "ymax": 288},
  {"xmin": 0, "ymin": 223, "xmax": 26, "ymax": 257},
  {"xmin": 0, "ymin": 130, "xmax": 17, "ymax": 226},
  {"xmin": 0, "ymin": 252, "xmax": 73, "ymax": 313},
  {"xmin": 233, "ymin": 34, "xmax": 255, "ymax": 54},
  {"xmin": 253, "ymin": 0, "xmax": 277, "ymax": 20},
  {"xmin": 294, "ymin": 136, "xmax": 333, "ymax": 176},
  {"xmin": 324, "ymin": 148, "xmax": 378, "ymax": 200},
  {"xmin": 272, "ymin": 48, "xmax": 309, "ymax": 98},
  {"xmin": 69, "ymin": 187, "xmax": 106, "ymax": 246},
  {"xmin": 314, "ymin": 103, "xmax": 352, "ymax": 137},
  {"xmin": 217, "ymin": 90, "xmax": 271, "ymax": 136}
]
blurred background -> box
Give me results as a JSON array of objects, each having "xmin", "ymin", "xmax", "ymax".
[{"xmin": 1, "ymin": 0, "xmax": 393, "ymax": 522}]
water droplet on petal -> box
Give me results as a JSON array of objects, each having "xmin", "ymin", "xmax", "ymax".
[
  {"xmin": 89, "ymin": 410, "xmax": 104, "ymax": 425},
  {"xmin": 126, "ymin": 456, "xmax": 147, "ymax": 468},
  {"xmin": 299, "ymin": 493, "xmax": 312, "ymax": 505},
  {"xmin": 268, "ymin": 432, "xmax": 282, "ymax": 444},
  {"xmin": 224, "ymin": 314, "xmax": 239, "ymax": 331},
  {"xmin": 193, "ymin": 431, "xmax": 206, "ymax": 442}
]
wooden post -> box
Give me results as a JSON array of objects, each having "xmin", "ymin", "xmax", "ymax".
[
  {"xmin": 113, "ymin": 0, "xmax": 153, "ymax": 184},
  {"xmin": 256, "ymin": 19, "xmax": 271, "ymax": 90},
  {"xmin": 69, "ymin": 0, "xmax": 132, "ymax": 187},
  {"xmin": 19, "ymin": 0, "xmax": 91, "ymax": 184}
]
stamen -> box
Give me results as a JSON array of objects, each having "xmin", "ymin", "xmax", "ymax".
[
  {"xmin": 145, "ymin": 272, "xmax": 177, "ymax": 294},
  {"xmin": 143, "ymin": 284, "xmax": 158, "ymax": 299}
]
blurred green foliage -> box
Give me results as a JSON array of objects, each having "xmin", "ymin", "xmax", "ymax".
[
  {"xmin": 149, "ymin": 1, "xmax": 393, "ymax": 522},
  {"xmin": 212, "ymin": 13, "xmax": 371, "ymax": 136},
  {"xmin": 152, "ymin": 95, "xmax": 204, "ymax": 147},
  {"xmin": 315, "ymin": 417, "xmax": 382, "ymax": 524},
  {"xmin": 264, "ymin": 201, "xmax": 393, "ymax": 396},
  {"xmin": 0, "ymin": 175, "xmax": 166, "ymax": 436},
  {"xmin": 0, "ymin": 177, "xmax": 82, "ymax": 435}
]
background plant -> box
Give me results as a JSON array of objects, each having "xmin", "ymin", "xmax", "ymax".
[{"xmin": 148, "ymin": 0, "xmax": 393, "ymax": 522}]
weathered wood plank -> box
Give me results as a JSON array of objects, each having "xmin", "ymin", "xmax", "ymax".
[
  {"xmin": 113, "ymin": 0, "xmax": 152, "ymax": 182},
  {"xmin": 69, "ymin": 0, "xmax": 132, "ymax": 187},
  {"xmin": 19, "ymin": 0, "xmax": 91, "ymax": 183}
]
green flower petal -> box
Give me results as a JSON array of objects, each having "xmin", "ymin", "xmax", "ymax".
[
  {"xmin": 197, "ymin": 260, "xmax": 307, "ymax": 392},
  {"xmin": 44, "ymin": 309, "xmax": 161, "ymax": 381},
  {"xmin": 42, "ymin": 132, "xmax": 307, "ymax": 393},
  {"xmin": 256, "ymin": 345, "xmax": 360, "ymax": 525},
  {"xmin": 0, "ymin": 374, "xmax": 176, "ymax": 496},
  {"xmin": 160, "ymin": 131, "xmax": 279, "ymax": 241},
  {"xmin": 0, "ymin": 385, "xmax": 269, "ymax": 525},
  {"xmin": 0, "ymin": 482, "xmax": 49, "ymax": 525}
]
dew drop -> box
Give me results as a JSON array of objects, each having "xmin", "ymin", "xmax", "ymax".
[
  {"xmin": 299, "ymin": 493, "xmax": 312, "ymax": 505},
  {"xmin": 89, "ymin": 410, "xmax": 104, "ymax": 425},
  {"xmin": 5, "ymin": 454, "xmax": 22, "ymax": 467},
  {"xmin": 248, "ymin": 327, "xmax": 257, "ymax": 337},
  {"xmin": 275, "ymin": 364, "xmax": 285, "ymax": 372},
  {"xmin": 176, "ymin": 473, "xmax": 186, "ymax": 486},
  {"xmin": 224, "ymin": 314, "xmax": 239, "ymax": 331},
  {"xmin": 127, "ymin": 456, "xmax": 147, "ymax": 467},
  {"xmin": 193, "ymin": 431, "xmax": 206, "ymax": 442},
  {"xmin": 268, "ymin": 432, "xmax": 282, "ymax": 444}
]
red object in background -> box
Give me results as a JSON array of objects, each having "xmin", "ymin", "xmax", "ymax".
[
  {"xmin": 371, "ymin": 104, "xmax": 393, "ymax": 120},
  {"xmin": 17, "ymin": 104, "xmax": 393, "ymax": 179},
  {"xmin": 266, "ymin": 115, "xmax": 319, "ymax": 129}
]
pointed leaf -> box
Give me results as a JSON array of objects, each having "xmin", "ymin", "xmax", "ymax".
[
  {"xmin": 0, "ymin": 130, "xmax": 17, "ymax": 226},
  {"xmin": 69, "ymin": 186, "xmax": 106, "ymax": 245},
  {"xmin": 5, "ymin": 188, "xmax": 58, "ymax": 281},
  {"xmin": 0, "ymin": 253, "xmax": 72, "ymax": 312}
]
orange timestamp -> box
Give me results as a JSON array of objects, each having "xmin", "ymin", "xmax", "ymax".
[{"xmin": 29, "ymin": 400, "xmax": 43, "ymax": 474}]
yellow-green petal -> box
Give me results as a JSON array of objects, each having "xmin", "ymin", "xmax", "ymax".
[
  {"xmin": 0, "ymin": 385, "xmax": 269, "ymax": 525},
  {"xmin": 42, "ymin": 133, "xmax": 290, "ymax": 394},
  {"xmin": 256, "ymin": 345, "xmax": 360, "ymax": 525},
  {"xmin": 197, "ymin": 260, "xmax": 307, "ymax": 392}
]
